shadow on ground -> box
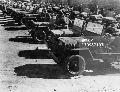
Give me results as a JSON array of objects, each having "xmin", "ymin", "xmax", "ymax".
[
  {"xmin": 18, "ymin": 49, "xmax": 51, "ymax": 59},
  {"xmin": 14, "ymin": 59, "xmax": 120, "ymax": 79},
  {"xmin": 0, "ymin": 18, "xmax": 15, "ymax": 25},
  {"xmin": 0, "ymin": 21, "xmax": 7, "ymax": 24},
  {"xmin": 4, "ymin": 25, "xmax": 27, "ymax": 31},
  {"xmin": 9, "ymin": 36, "xmax": 44, "ymax": 44},
  {"xmin": 14, "ymin": 64, "xmax": 69, "ymax": 79},
  {"xmin": 1, "ymin": 22, "xmax": 20, "ymax": 27}
]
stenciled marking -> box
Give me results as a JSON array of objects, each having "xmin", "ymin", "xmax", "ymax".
[{"xmin": 81, "ymin": 42, "xmax": 104, "ymax": 47}]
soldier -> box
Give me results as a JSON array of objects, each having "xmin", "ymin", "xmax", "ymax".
[
  {"xmin": 54, "ymin": 13, "xmax": 66, "ymax": 29},
  {"xmin": 64, "ymin": 13, "xmax": 70, "ymax": 28},
  {"xmin": 99, "ymin": 8, "xmax": 106, "ymax": 17},
  {"xmin": 78, "ymin": 4, "xmax": 83, "ymax": 13},
  {"xmin": 44, "ymin": 10, "xmax": 51, "ymax": 22},
  {"xmin": 69, "ymin": 9, "xmax": 76, "ymax": 20},
  {"xmin": 36, "ymin": 8, "xmax": 46, "ymax": 22},
  {"xmin": 40, "ymin": 9, "xmax": 46, "ymax": 21}
]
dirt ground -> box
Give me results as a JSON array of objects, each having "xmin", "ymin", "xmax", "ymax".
[{"xmin": 0, "ymin": 11, "xmax": 120, "ymax": 92}]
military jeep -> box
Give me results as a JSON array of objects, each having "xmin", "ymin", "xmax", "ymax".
[{"xmin": 33, "ymin": 26, "xmax": 107, "ymax": 76}]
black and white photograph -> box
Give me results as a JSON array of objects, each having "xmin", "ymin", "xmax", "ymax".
[{"xmin": 0, "ymin": 0, "xmax": 120, "ymax": 92}]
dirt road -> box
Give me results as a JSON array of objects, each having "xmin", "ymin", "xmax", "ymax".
[{"xmin": 0, "ymin": 11, "xmax": 120, "ymax": 92}]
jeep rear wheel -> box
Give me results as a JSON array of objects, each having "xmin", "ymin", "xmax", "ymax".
[{"xmin": 65, "ymin": 55, "xmax": 86, "ymax": 76}]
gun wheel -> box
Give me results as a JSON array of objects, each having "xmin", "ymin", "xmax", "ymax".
[
  {"xmin": 35, "ymin": 31, "xmax": 46, "ymax": 42},
  {"xmin": 66, "ymin": 55, "xmax": 86, "ymax": 76}
]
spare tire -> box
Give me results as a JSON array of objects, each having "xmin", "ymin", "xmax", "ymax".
[{"xmin": 65, "ymin": 55, "xmax": 86, "ymax": 76}]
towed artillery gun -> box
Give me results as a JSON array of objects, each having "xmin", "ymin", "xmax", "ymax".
[
  {"xmin": 35, "ymin": 25, "xmax": 120, "ymax": 77},
  {"xmin": 5, "ymin": 3, "xmax": 43, "ymax": 26},
  {"xmin": 6, "ymin": 4, "xmax": 54, "ymax": 30}
]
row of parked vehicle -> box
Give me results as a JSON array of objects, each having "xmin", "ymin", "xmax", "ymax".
[{"xmin": 1, "ymin": 1, "xmax": 120, "ymax": 77}]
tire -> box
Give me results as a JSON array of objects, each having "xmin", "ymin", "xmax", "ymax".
[
  {"xmin": 65, "ymin": 55, "xmax": 86, "ymax": 76},
  {"xmin": 34, "ymin": 31, "xmax": 46, "ymax": 42}
]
